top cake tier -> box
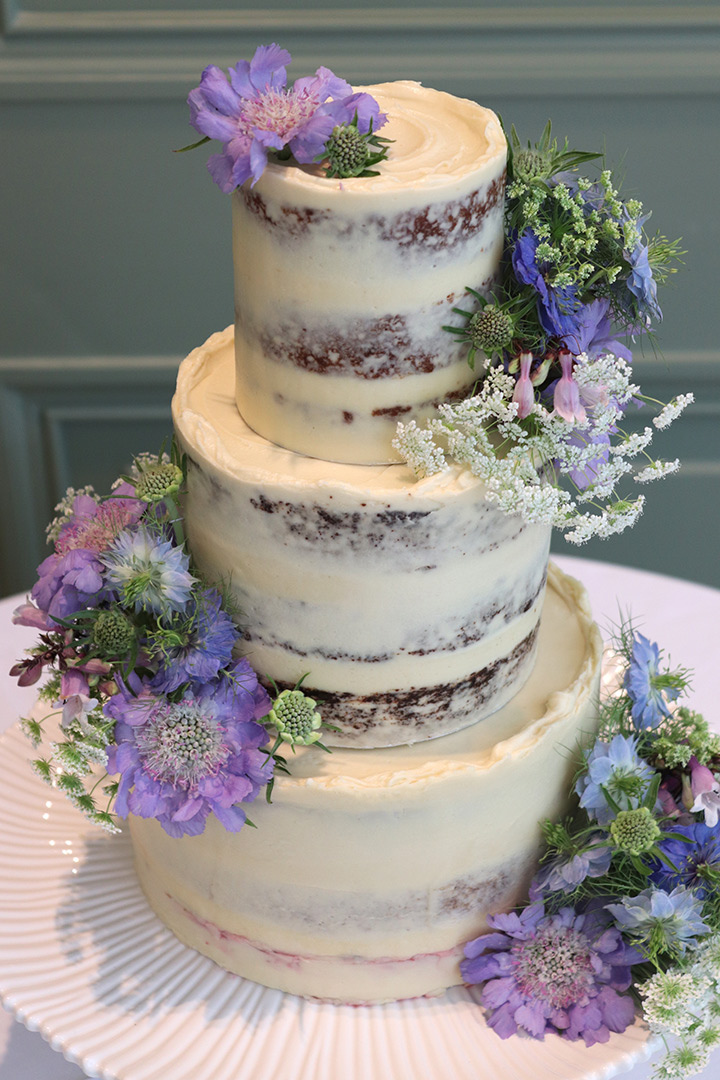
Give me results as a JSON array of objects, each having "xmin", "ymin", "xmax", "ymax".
[{"xmin": 232, "ymin": 81, "xmax": 507, "ymax": 465}]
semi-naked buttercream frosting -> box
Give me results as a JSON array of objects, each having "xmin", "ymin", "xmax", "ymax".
[
  {"xmin": 174, "ymin": 327, "xmax": 552, "ymax": 749},
  {"xmin": 130, "ymin": 563, "xmax": 602, "ymax": 1004},
  {"xmin": 232, "ymin": 81, "xmax": 507, "ymax": 464}
]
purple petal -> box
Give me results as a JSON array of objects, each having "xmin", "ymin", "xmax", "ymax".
[
  {"xmin": 212, "ymin": 802, "xmax": 249, "ymax": 832},
  {"xmin": 188, "ymin": 67, "xmax": 242, "ymax": 132}
]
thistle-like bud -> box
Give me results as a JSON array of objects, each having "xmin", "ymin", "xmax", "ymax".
[
  {"xmin": 325, "ymin": 125, "xmax": 370, "ymax": 178},
  {"xmin": 267, "ymin": 688, "xmax": 322, "ymax": 747},
  {"xmin": 513, "ymin": 148, "xmax": 552, "ymax": 182},
  {"xmin": 92, "ymin": 609, "xmax": 136, "ymax": 657},
  {"xmin": 134, "ymin": 462, "xmax": 183, "ymax": 503},
  {"xmin": 469, "ymin": 306, "xmax": 514, "ymax": 355},
  {"xmin": 609, "ymin": 806, "xmax": 661, "ymax": 855}
]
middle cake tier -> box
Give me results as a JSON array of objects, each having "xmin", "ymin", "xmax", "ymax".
[{"xmin": 174, "ymin": 327, "xmax": 552, "ymax": 748}]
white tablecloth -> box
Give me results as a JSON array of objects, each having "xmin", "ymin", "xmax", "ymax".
[{"xmin": 1, "ymin": 556, "xmax": 718, "ymax": 1080}]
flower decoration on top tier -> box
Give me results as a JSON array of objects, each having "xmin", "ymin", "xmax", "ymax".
[
  {"xmin": 394, "ymin": 123, "xmax": 691, "ymax": 543},
  {"xmin": 183, "ymin": 43, "xmax": 390, "ymax": 189},
  {"xmin": 461, "ymin": 621, "xmax": 720, "ymax": 1079},
  {"xmin": 11, "ymin": 450, "xmax": 333, "ymax": 836}
]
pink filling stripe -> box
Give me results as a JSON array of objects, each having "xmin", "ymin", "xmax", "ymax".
[{"xmin": 171, "ymin": 893, "xmax": 463, "ymax": 971}]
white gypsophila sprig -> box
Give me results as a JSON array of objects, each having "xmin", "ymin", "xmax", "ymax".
[{"xmin": 654, "ymin": 395, "xmax": 695, "ymax": 431}]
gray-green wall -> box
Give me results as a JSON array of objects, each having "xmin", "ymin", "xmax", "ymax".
[{"xmin": 1, "ymin": 1, "xmax": 719, "ymax": 593}]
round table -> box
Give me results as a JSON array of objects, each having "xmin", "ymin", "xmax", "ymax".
[{"xmin": 1, "ymin": 556, "xmax": 718, "ymax": 1080}]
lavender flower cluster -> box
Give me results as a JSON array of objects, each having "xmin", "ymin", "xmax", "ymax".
[
  {"xmin": 11, "ymin": 453, "xmax": 275, "ymax": 836},
  {"xmin": 461, "ymin": 627, "xmax": 720, "ymax": 1076}
]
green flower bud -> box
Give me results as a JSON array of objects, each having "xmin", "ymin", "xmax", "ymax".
[
  {"xmin": 324, "ymin": 124, "xmax": 369, "ymax": 178},
  {"xmin": 268, "ymin": 689, "xmax": 322, "ymax": 746},
  {"xmin": 513, "ymin": 148, "xmax": 552, "ymax": 182},
  {"xmin": 609, "ymin": 806, "xmax": 661, "ymax": 855},
  {"xmin": 93, "ymin": 609, "xmax": 136, "ymax": 657},
  {"xmin": 469, "ymin": 306, "xmax": 514, "ymax": 354},
  {"xmin": 134, "ymin": 462, "xmax": 183, "ymax": 503}
]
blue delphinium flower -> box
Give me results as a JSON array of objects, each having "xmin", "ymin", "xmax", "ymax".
[
  {"xmin": 105, "ymin": 661, "xmax": 273, "ymax": 837},
  {"xmin": 512, "ymin": 230, "xmax": 582, "ymax": 340},
  {"xmin": 461, "ymin": 903, "xmax": 641, "ymax": 1045},
  {"xmin": 576, "ymin": 734, "xmax": 657, "ymax": 826},
  {"xmin": 624, "ymin": 632, "xmax": 680, "ymax": 729},
  {"xmin": 187, "ymin": 43, "xmax": 386, "ymax": 191},
  {"xmin": 102, "ymin": 526, "xmax": 196, "ymax": 617},
  {"xmin": 150, "ymin": 589, "xmax": 238, "ymax": 694},
  {"xmin": 607, "ymin": 886, "xmax": 709, "ymax": 958},
  {"xmin": 650, "ymin": 822, "xmax": 720, "ymax": 901}
]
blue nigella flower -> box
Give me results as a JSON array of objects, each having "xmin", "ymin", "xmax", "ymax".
[
  {"xmin": 607, "ymin": 886, "xmax": 709, "ymax": 958},
  {"xmin": 624, "ymin": 632, "xmax": 680, "ymax": 730},
  {"xmin": 102, "ymin": 527, "xmax": 196, "ymax": 617},
  {"xmin": 650, "ymin": 822, "xmax": 720, "ymax": 901},
  {"xmin": 150, "ymin": 588, "xmax": 238, "ymax": 694},
  {"xmin": 576, "ymin": 734, "xmax": 658, "ymax": 826},
  {"xmin": 627, "ymin": 242, "xmax": 662, "ymax": 325},
  {"xmin": 531, "ymin": 835, "xmax": 613, "ymax": 898}
]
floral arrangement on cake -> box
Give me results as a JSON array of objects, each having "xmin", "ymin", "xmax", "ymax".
[
  {"xmin": 394, "ymin": 125, "xmax": 690, "ymax": 542},
  {"xmin": 181, "ymin": 43, "xmax": 391, "ymax": 188},
  {"xmin": 461, "ymin": 626, "xmax": 720, "ymax": 1079},
  {"xmin": 11, "ymin": 452, "xmax": 329, "ymax": 836}
]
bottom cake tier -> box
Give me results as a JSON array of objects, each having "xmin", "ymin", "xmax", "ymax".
[{"xmin": 129, "ymin": 562, "xmax": 602, "ymax": 1005}]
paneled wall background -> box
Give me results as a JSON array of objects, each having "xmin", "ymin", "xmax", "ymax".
[{"xmin": 1, "ymin": 1, "xmax": 719, "ymax": 595}]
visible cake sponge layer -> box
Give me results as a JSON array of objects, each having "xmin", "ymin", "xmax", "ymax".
[
  {"xmin": 129, "ymin": 563, "xmax": 602, "ymax": 1004},
  {"xmin": 174, "ymin": 327, "xmax": 552, "ymax": 748}
]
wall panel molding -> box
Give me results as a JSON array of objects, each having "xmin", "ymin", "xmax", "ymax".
[
  {"xmin": 0, "ymin": 356, "xmax": 179, "ymax": 595},
  {"xmin": 1, "ymin": 2, "xmax": 719, "ymax": 100}
]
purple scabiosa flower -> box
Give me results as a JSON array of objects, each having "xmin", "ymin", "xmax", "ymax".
[
  {"xmin": 512, "ymin": 352, "xmax": 535, "ymax": 419},
  {"xmin": 576, "ymin": 733, "xmax": 657, "ymax": 826},
  {"xmin": 461, "ymin": 903, "xmax": 640, "ymax": 1046},
  {"xmin": 553, "ymin": 349, "xmax": 587, "ymax": 424},
  {"xmin": 187, "ymin": 43, "xmax": 386, "ymax": 191},
  {"xmin": 150, "ymin": 589, "xmax": 238, "ymax": 694},
  {"xmin": 105, "ymin": 661, "xmax": 273, "ymax": 836},
  {"xmin": 512, "ymin": 231, "xmax": 582, "ymax": 340},
  {"xmin": 624, "ymin": 632, "xmax": 680, "ymax": 729},
  {"xmin": 30, "ymin": 494, "xmax": 146, "ymax": 621},
  {"xmin": 650, "ymin": 822, "xmax": 720, "ymax": 901},
  {"xmin": 531, "ymin": 836, "xmax": 613, "ymax": 898},
  {"xmin": 101, "ymin": 527, "xmax": 196, "ymax": 617},
  {"xmin": 607, "ymin": 886, "xmax": 709, "ymax": 958},
  {"xmin": 627, "ymin": 242, "xmax": 662, "ymax": 325}
]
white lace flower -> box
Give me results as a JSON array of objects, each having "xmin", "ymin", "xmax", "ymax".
[{"xmin": 654, "ymin": 394, "xmax": 695, "ymax": 430}]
